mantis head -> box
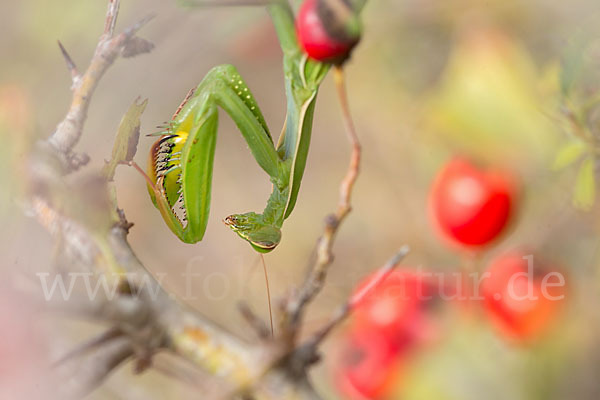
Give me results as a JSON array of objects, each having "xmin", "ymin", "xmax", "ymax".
[{"xmin": 223, "ymin": 213, "xmax": 281, "ymax": 253}]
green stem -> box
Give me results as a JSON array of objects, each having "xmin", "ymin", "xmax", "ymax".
[{"xmin": 267, "ymin": 1, "xmax": 300, "ymax": 55}]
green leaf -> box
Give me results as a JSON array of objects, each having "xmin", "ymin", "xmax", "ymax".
[
  {"xmin": 573, "ymin": 157, "xmax": 596, "ymax": 211},
  {"xmin": 552, "ymin": 140, "xmax": 587, "ymax": 171},
  {"xmin": 102, "ymin": 97, "xmax": 148, "ymax": 181}
]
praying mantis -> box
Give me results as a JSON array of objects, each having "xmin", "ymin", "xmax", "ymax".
[
  {"xmin": 146, "ymin": 2, "xmax": 333, "ymax": 253},
  {"xmin": 142, "ymin": 0, "xmax": 362, "ymax": 334}
]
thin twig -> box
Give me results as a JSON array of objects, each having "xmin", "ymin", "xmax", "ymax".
[
  {"xmin": 332, "ymin": 66, "xmax": 361, "ymax": 219},
  {"xmin": 104, "ymin": 0, "xmax": 120, "ymax": 36}
]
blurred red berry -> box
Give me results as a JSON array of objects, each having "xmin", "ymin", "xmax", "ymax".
[
  {"xmin": 296, "ymin": 0, "xmax": 361, "ymax": 64},
  {"xmin": 352, "ymin": 269, "xmax": 439, "ymax": 345},
  {"xmin": 481, "ymin": 251, "xmax": 566, "ymax": 342},
  {"xmin": 336, "ymin": 268, "xmax": 440, "ymax": 400},
  {"xmin": 429, "ymin": 157, "xmax": 516, "ymax": 248},
  {"xmin": 335, "ymin": 327, "xmax": 402, "ymax": 399},
  {"xmin": 334, "ymin": 270, "xmax": 444, "ymax": 398}
]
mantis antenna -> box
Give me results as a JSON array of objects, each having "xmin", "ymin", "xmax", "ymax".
[{"xmin": 260, "ymin": 254, "xmax": 274, "ymax": 336}]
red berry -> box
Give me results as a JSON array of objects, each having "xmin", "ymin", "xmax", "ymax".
[
  {"xmin": 335, "ymin": 270, "xmax": 442, "ymax": 399},
  {"xmin": 481, "ymin": 251, "xmax": 566, "ymax": 342},
  {"xmin": 335, "ymin": 327, "xmax": 402, "ymax": 399},
  {"xmin": 296, "ymin": 0, "xmax": 361, "ymax": 64},
  {"xmin": 352, "ymin": 269, "xmax": 439, "ymax": 345},
  {"xmin": 429, "ymin": 157, "xmax": 516, "ymax": 248}
]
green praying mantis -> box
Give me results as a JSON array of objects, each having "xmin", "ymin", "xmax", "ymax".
[{"xmin": 146, "ymin": 2, "xmax": 334, "ymax": 253}]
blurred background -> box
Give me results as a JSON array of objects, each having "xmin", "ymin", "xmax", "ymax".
[{"xmin": 1, "ymin": 0, "xmax": 600, "ymax": 398}]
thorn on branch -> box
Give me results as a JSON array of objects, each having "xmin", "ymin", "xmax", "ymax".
[
  {"xmin": 238, "ymin": 301, "xmax": 272, "ymax": 340},
  {"xmin": 57, "ymin": 335, "xmax": 134, "ymax": 399},
  {"xmin": 121, "ymin": 13, "xmax": 156, "ymax": 39},
  {"xmin": 57, "ymin": 40, "xmax": 81, "ymax": 87},
  {"xmin": 52, "ymin": 327, "xmax": 123, "ymax": 368},
  {"xmin": 116, "ymin": 208, "xmax": 135, "ymax": 232}
]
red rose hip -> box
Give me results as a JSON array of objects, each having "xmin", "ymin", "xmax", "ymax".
[
  {"xmin": 481, "ymin": 251, "xmax": 566, "ymax": 342},
  {"xmin": 335, "ymin": 327, "xmax": 401, "ymax": 399},
  {"xmin": 429, "ymin": 157, "xmax": 516, "ymax": 248},
  {"xmin": 296, "ymin": 0, "xmax": 361, "ymax": 64},
  {"xmin": 352, "ymin": 269, "xmax": 438, "ymax": 343},
  {"xmin": 335, "ymin": 270, "xmax": 442, "ymax": 399}
]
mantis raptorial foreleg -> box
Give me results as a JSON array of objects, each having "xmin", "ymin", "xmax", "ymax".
[
  {"xmin": 147, "ymin": 2, "xmax": 331, "ymax": 252},
  {"xmin": 147, "ymin": 65, "xmax": 287, "ymax": 248}
]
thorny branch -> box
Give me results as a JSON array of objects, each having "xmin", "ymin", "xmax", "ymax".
[
  {"xmin": 47, "ymin": 0, "xmax": 154, "ymax": 171},
  {"xmin": 25, "ymin": 0, "xmax": 407, "ymax": 399}
]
